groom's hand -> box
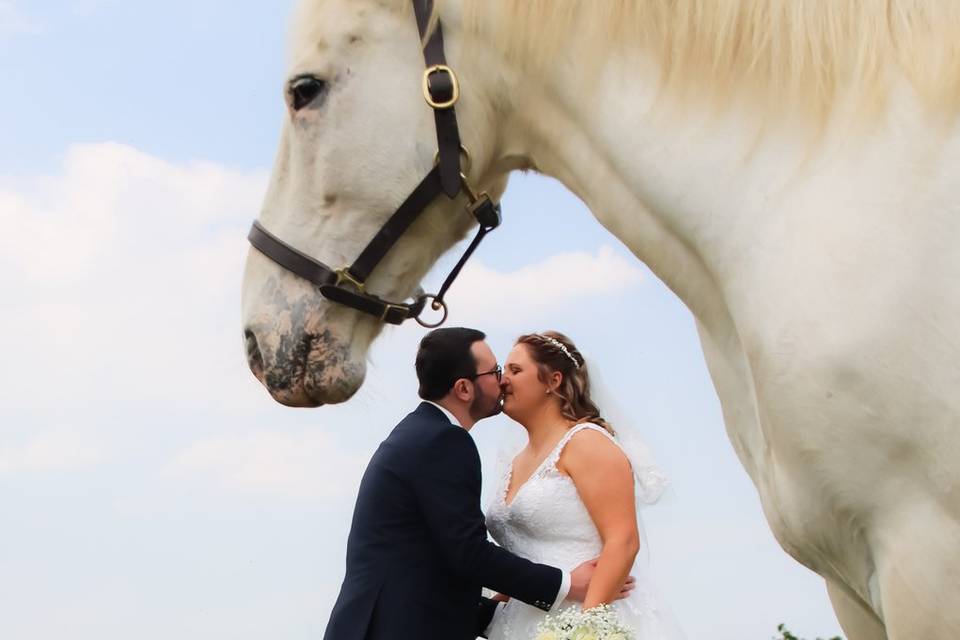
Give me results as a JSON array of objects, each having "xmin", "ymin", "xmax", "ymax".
[
  {"xmin": 569, "ymin": 557, "xmax": 637, "ymax": 602},
  {"xmin": 617, "ymin": 575, "xmax": 637, "ymax": 599},
  {"xmin": 568, "ymin": 558, "xmax": 598, "ymax": 601}
]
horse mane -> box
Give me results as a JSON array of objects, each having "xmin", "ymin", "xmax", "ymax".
[
  {"xmin": 440, "ymin": 0, "xmax": 960, "ymax": 125},
  {"xmin": 292, "ymin": 1, "xmax": 960, "ymax": 125}
]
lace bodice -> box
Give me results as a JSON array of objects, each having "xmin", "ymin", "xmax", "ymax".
[
  {"xmin": 486, "ymin": 423, "xmax": 610, "ymax": 571},
  {"xmin": 484, "ymin": 423, "xmax": 686, "ymax": 640}
]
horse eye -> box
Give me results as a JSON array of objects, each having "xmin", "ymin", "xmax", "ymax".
[{"xmin": 288, "ymin": 76, "xmax": 327, "ymax": 111}]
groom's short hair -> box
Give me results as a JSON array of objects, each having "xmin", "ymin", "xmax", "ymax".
[{"xmin": 416, "ymin": 327, "xmax": 486, "ymax": 400}]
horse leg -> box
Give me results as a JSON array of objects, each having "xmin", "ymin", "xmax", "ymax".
[
  {"xmin": 826, "ymin": 580, "xmax": 887, "ymax": 640},
  {"xmin": 872, "ymin": 503, "xmax": 960, "ymax": 640}
]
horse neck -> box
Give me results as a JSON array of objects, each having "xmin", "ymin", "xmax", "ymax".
[
  {"xmin": 439, "ymin": 4, "xmax": 734, "ymax": 316},
  {"xmin": 448, "ymin": 3, "xmax": 958, "ymax": 330},
  {"xmin": 472, "ymin": 43, "xmax": 820, "ymax": 324}
]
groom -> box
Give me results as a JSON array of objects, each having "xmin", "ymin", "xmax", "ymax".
[{"xmin": 324, "ymin": 328, "xmax": 612, "ymax": 640}]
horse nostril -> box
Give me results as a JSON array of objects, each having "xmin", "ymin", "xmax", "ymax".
[{"xmin": 245, "ymin": 329, "xmax": 265, "ymax": 378}]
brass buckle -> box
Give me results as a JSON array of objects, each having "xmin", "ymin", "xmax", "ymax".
[
  {"xmin": 422, "ymin": 64, "xmax": 459, "ymax": 109},
  {"xmin": 334, "ymin": 268, "xmax": 366, "ymax": 294},
  {"xmin": 380, "ymin": 302, "xmax": 407, "ymax": 323}
]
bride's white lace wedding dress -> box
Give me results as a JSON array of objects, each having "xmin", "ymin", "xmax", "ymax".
[{"xmin": 485, "ymin": 423, "xmax": 686, "ymax": 640}]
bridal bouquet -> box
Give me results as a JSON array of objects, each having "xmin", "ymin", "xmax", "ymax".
[{"xmin": 533, "ymin": 604, "xmax": 633, "ymax": 640}]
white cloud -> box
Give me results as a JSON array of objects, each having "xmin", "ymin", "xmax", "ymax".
[
  {"xmin": 0, "ymin": 1, "xmax": 41, "ymax": 36},
  {"xmin": 166, "ymin": 430, "xmax": 367, "ymax": 500},
  {"xmin": 0, "ymin": 429, "xmax": 105, "ymax": 473},
  {"xmin": 0, "ymin": 143, "xmax": 269, "ymax": 413},
  {"xmin": 443, "ymin": 246, "xmax": 646, "ymax": 325}
]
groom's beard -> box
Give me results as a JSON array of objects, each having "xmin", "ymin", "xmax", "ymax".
[{"xmin": 470, "ymin": 385, "xmax": 503, "ymax": 421}]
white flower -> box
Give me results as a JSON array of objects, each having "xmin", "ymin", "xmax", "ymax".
[{"xmin": 532, "ymin": 603, "xmax": 633, "ymax": 640}]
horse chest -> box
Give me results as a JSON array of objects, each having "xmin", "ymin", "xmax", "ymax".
[{"xmin": 699, "ymin": 315, "xmax": 894, "ymax": 569}]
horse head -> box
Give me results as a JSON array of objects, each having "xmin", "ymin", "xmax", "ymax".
[{"xmin": 241, "ymin": 0, "xmax": 510, "ymax": 406}]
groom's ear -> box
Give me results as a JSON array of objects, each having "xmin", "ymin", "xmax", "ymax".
[{"xmin": 452, "ymin": 378, "xmax": 473, "ymax": 402}]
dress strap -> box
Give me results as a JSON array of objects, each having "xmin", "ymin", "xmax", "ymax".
[{"xmin": 543, "ymin": 422, "xmax": 616, "ymax": 471}]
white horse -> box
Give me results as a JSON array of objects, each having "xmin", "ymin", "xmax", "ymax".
[{"xmin": 241, "ymin": 1, "xmax": 960, "ymax": 637}]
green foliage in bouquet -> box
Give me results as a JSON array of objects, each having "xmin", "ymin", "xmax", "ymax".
[{"xmin": 774, "ymin": 623, "xmax": 843, "ymax": 640}]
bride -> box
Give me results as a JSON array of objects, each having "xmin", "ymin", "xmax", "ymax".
[{"xmin": 485, "ymin": 331, "xmax": 685, "ymax": 640}]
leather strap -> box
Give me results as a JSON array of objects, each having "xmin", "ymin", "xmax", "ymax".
[
  {"xmin": 248, "ymin": 221, "xmax": 427, "ymax": 325},
  {"xmin": 248, "ymin": 221, "xmax": 338, "ymax": 288},
  {"xmin": 433, "ymin": 196, "xmax": 501, "ymax": 305},
  {"xmin": 348, "ymin": 166, "xmax": 444, "ymax": 283},
  {"xmin": 319, "ymin": 285, "xmax": 427, "ymax": 325},
  {"xmin": 413, "ymin": 0, "xmax": 462, "ymax": 197}
]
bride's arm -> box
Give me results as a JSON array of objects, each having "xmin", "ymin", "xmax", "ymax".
[{"xmin": 559, "ymin": 429, "xmax": 640, "ymax": 610}]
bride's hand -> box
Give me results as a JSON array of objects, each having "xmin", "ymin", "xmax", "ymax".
[
  {"xmin": 491, "ymin": 592, "xmax": 510, "ymax": 602},
  {"xmin": 582, "ymin": 575, "xmax": 636, "ymax": 612}
]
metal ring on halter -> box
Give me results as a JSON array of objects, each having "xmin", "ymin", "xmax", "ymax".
[
  {"xmin": 434, "ymin": 144, "xmax": 472, "ymax": 174},
  {"xmin": 415, "ymin": 294, "xmax": 449, "ymax": 328}
]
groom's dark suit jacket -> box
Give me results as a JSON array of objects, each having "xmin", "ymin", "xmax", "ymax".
[{"xmin": 323, "ymin": 402, "xmax": 562, "ymax": 640}]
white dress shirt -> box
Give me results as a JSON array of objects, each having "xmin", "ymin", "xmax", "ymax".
[{"xmin": 422, "ymin": 400, "xmax": 572, "ymax": 623}]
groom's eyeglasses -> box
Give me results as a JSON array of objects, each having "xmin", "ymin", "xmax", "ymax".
[{"xmin": 468, "ymin": 365, "xmax": 502, "ymax": 382}]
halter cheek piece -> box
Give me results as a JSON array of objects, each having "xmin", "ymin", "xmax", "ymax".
[{"xmin": 247, "ymin": 0, "xmax": 500, "ymax": 328}]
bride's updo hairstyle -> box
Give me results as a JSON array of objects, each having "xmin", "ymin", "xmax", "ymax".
[{"xmin": 515, "ymin": 331, "xmax": 614, "ymax": 436}]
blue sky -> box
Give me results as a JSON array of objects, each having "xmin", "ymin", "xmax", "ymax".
[{"xmin": 1, "ymin": 2, "xmax": 843, "ymax": 638}]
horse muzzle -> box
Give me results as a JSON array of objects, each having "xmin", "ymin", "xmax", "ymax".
[{"xmin": 243, "ymin": 324, "xmax": 365, "ymax": 407}]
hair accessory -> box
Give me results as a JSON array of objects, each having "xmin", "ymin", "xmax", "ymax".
[{"xmin": 541, "ymin": 335, "xmax": 580, "ymax": 369}]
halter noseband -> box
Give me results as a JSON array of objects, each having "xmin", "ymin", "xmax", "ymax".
[{"xmin": 247, "ymin": 0, "xmax": 500, "ymax": 328}]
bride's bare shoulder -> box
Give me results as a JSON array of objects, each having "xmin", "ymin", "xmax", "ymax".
[{"xmin": 557, "ymin": 424, "xmax": 630, "ymax": 475}]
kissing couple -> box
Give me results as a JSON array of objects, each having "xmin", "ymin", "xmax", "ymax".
[{"xmin": 324, "ymin": 328, "xmax": 684, "ymax": 640}]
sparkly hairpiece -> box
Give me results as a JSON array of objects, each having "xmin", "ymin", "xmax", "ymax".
[{"xmin": 540, "ymin": 335, "xmax": 580, "ymax": 369}]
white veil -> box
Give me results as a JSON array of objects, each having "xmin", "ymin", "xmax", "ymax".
[{"xmin": 588, "ymin": 365, "xmax": 671, "ymax": 571}]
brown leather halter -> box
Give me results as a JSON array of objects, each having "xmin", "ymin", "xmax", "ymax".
[{"xmin": 247, "ymin": 0, "xmax": 500, "ymax": 328}]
